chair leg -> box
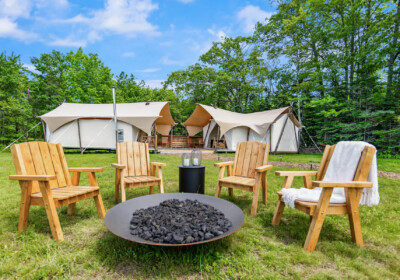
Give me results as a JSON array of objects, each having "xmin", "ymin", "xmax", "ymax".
[
  {"xmin": 262, "ymin": 173, "xmax": 267, "ymax": 205},
  {"xmin": 215, "ymin": 182, "xmax": 222, "ymax": 197},
  {"xmin": 251, "ymin": 184, "xmax": 261, "ymax": 217},
  {"xmin": 228, "ymin": 188, "xmax": 233, "ymax": 197},
  {"xmin": 120, "ymin": 171, "xmax": 126, "ymax": 202},
  {"xmin": 271, "ymin": 199, "xmax": 285, "ymax": 225},
  {"xmin": 158, "ymin": 168, "xmax": 164, "ymax": 193},
  {"xmin": 93, "ymin": 193, "xmax": 106, "ymax": 218},
  {"xmin": 346, "ymin": 188, "xmax": 364, "ymax": 246},
  {"xmin": 67, "ymin": 203, "xmax": 76, "ymax": 216},
  {"xmin": 38, "ymin": 181, "xmax": 64, "ymax": 242},
  {"xmin": 303, "ymin": 188, "xmax": 333, "ymax": 252},
  {"xmin": 149, "ymin": 186, "xmax": 154, "ymax": 194},
  {"xmin": 115, "ymin": 170, "xmax": 120, "ymax": 202},
  {"xmin": 121, "ymin": 183, "xmax": 126, "ymax": 202},
  {"xmin": 18, "ymin": 181, "xmax": 32, "ymax": 231}
]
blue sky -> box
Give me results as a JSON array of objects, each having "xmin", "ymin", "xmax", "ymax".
[{"xmin": 0, "ymin": 0, "xmax": 276, "ymax": 88}]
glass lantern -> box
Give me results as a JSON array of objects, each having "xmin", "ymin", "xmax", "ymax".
[
  {"xmin": 191, "ymin": 149, "xmax": 202, "ymax": 166},
  {"xmin": 181, "ymin": 153, "xmax": 191, "ymax": 167}
]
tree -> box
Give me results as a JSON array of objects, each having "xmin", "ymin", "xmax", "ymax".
[{"xmin": 0, "ymin": 53, "xmax": 31, "ymax": 146}]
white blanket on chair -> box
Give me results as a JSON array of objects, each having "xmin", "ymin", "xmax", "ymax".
[{"xmin": 281, "ymin": 141, "xmax": 379, "ymax": 208}]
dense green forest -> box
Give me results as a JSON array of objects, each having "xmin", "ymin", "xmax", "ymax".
[{"xmin": 0, "ymin": 0, "xmax": 399, "ymax": 155}]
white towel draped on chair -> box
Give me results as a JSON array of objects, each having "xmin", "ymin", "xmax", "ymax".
[{"xmin": 281, "ymin": 141, "xmax": 379, "ymax": 208}]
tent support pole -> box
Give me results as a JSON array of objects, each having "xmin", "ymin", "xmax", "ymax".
[
  {"xmin": 77, "ymin": 119, "xmax": 83, "ymax": 154},
  {"xmin": 153, "ymin": 123, "xmax": 158, "ymax": 153},
  {"xmin": 204, "ymin": 122, "xmax": 211, "ymax": 148},
  {"xmin": 274, "ymin": 110, "xmax": 290, "ymax": 154},
  {"xmin": 214, "ymin": 125, "xmax": 220, "ymax": 153},
  {"xmin": 41, "ymin": 121, "xmax": 46, "ymax": 141},
  {"xmin": 293, "ymin": 118, "xmax": 299, "ymax": 153}
]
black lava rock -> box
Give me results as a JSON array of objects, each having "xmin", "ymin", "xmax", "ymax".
[{"xmin": 129, "ymin": 199, "xmax": 232, "ymax": 244}]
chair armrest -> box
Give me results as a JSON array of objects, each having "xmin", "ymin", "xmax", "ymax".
[
  {"xmin": 214, "ymin": 161, "xmax": 234, "ymax": 167},
  {"xmin": 312, "ymin": 181, "xmax": 373, "ymax": 188},
  {"xmin": 9, "ymin": 175, "xmax": 57, "ymax": 181},
  {"xmin": 68, "ymin": 167, "xmax": 104, "ymax": 172},
  {"xmin": 151, "ymin": 162, "xmax": 166, "ymax": 167},
  {"xmin": 275, "ymin": 171, "xmax": 318, "ymax": 177},
  {"xmin": 111, "ymin": 163, "xmax": 126, "ymax": 169},
  {"xmin": 256, "ymin": 165, "xmax": 273, "ymax": 172}
]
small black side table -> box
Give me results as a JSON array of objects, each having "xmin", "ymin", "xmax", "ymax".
[{"xmin": 178, "ymin": 165, "xmax": 205, "ymax": 194}]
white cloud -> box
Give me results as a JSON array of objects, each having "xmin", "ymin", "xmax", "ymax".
[
  {"xmin": 0, "ymin": 0, "xmax": 32, "ymax": 19},
  {"xmin": 177, "ymin": 0, "xmax": 194, "ymax": 3},
  {"xmin": 137, "ymin": 68, "xmax": 160, "ymax": 73},
  {"xmin": 161, "ymin": 56, "xmax": 182, "ymax": 66},
  {"xmin": 122, "ymin": 52, "xmax": 135, "ymax": 57},
  {"xmin": 49, "ymin": 37, "xmax": 87, "ymax": 47},
  {"xmin": 49, "ymin": 0, "xmax": 160, "ymax": 46},
  {"xmin": 22, "ymin": 63, "xmax": 39, "ymax": 73},
  {"xmin": 141, "ymin": 80, "xmax": 164, "ymax": 89},
  {"xmin": 207, "ymin": 28, "xmax": 226, "ymax": 40},
  {"xmin": 237, "ymin": 5, "xmax": 274, "ymax": 33},
  {"xmin": 0, "ymin": 17, "xmax": 38, "ymax": 40}
]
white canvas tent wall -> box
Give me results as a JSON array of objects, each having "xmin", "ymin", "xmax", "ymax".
[
  {"xmin": 184, "ymin": 104, "xmax": 302, "ymax": 153},
  {"xmin": 40, "ymin": 102, "xmax": 175, "ymax": 150}
]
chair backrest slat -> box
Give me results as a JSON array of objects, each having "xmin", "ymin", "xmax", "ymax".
[
  {"xmin": 316, "ymin": 145, "xmax": 336, "ymax": 181},
  {"xmin": 117, "ymin": 142, "xmax": 150, "ymax": 176},
  {"xmin": 11, "ymin": 142, "xmax": 71, "ymax": 191},
  {"xmin": 316, "ymin": 144, "xmax": 375, "ymax": 182},
  {"xmin": 353, "ymin": 146, "xmax": 376, "ymax": 181},
  {"xmin": 233, "ymin": 141, "xmax": 270, "ymax": 178}
]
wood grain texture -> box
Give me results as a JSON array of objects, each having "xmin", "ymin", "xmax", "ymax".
[
  {"xmin": 116, "ymin": 141, "xmax": 165, "ymax": 202},
  {"xmin": 215, "ymin": 141, "xmax": 271, "ymax": 216},
  {"xmin": 271, "ymin": 143, "xmax": 377, "ymax": 252},
  {"xmin": 9, "ymin": 141, "xmax": 106, "ymax": 242}
]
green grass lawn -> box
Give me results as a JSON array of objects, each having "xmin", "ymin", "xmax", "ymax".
[
  {"xmin": 0, "ymin": 151, "xmax": 399, "ymax": 279},
  {"xmin": 222, "ymin": 152, "xmax": 400, "ymax": 173}
]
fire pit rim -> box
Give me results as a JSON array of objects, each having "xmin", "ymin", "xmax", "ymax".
[{"xmin": 104, "ymin": 193, "xmax": 245, "ymax": 247}]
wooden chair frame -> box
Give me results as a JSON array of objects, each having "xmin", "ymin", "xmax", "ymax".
[
  {"xmin": 9, "ymin": 142, "xmax": 106, "ymax": 242},
  {"xmin": 214, "ymin": 141, "xmax": 273, "ymax": 216},
  {"xmin": 271, "ymin": 144, "xmax": 376, "ymax": 252},
  {"xmin": 112, "ymin": 141, "xmax": 166, "ymax": 202}
]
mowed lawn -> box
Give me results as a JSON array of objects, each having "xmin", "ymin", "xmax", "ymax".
[{"xmin": 0, "ymin": 151, "xmax": 399, "ymax": 279}]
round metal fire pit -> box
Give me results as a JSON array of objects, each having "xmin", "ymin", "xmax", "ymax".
[{"xmin": 104, "ymin": 193, "xmax": 245, "ymax": 247}]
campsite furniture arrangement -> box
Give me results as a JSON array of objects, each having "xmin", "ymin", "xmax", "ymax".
[
  {"xmin": 9, "ymin": 142, "xmax": 105, "ymax": 242},
  {"xmin": 183, "ymin": 104, "xmax": 301, "ymax": 152},
  {"xmin": 104, "ymin": 193, "xmax": 245, "ymax": 247},
  {"xmin": 40, "ymin": 102, "xmax": 176, "ymax": 152},
  {"xmin": 214, "ymin": 141, "xmax": 273, "ymax": 216},
  {"xmin": 112, "ymin": 141, "xmax": 166, "ymax": 202},
  {"xmin": 179, "ymin": 165, "xmax": 205, "ymax": 194},
  {"xmin": 271, "ymin": 143, "xmax": 376, "ymax": 252}
]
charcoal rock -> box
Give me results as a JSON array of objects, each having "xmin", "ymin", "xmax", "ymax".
[{"xmin": 129, "ymin": 199, "xmax": 232, "ymax": 244}]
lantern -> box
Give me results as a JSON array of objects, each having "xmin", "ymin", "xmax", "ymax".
[
  {"xmin": 191, "ymin": 149, "xmax": 202, "ymax": 166},
  {"xmin": 181, "ymin": 153, "xmax": 191, "ymax": 167}
]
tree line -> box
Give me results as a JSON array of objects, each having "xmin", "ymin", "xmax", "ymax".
[{"xmin": 0, "ymin": 0, "xmax": 399, "ymax": 155}]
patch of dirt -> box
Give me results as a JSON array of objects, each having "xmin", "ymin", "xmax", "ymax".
[{"xmin": 160, "ymin": 151, "xmax": 400, "ymax": 180}]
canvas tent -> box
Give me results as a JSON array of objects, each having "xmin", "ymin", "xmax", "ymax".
[
  {"xmin": 40, "ymin": 102, "xmax": 175, "ymax": 150},
  {"xmin": 184, "ymin": 104, "xmax": 302, "ymax": 153}
]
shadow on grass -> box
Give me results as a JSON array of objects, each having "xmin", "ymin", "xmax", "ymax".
[
  {"xmin": 262, "ymin": 209, "xmax": 356, "ymax": 248},
  {"xmin": 94, "ymin": 230, "xmax": 234, "ymax": 278},
  {"xmin": 3, "ymin": 204, "xmax": 103, "ymax": 237}
]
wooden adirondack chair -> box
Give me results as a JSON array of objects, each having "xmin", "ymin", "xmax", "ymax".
[
  {"xmin": 214, "ymin": 141, "xmax": 273, "ymax": 216},
  {"xmin": 112, "ymin": 141, "xmax": 166, "ymax": 202},
  {"xmin": 8, "ymin": 142, "xmax": 106, "ymax": 242},
  {"xmin": 271, "ymin": 144, "xmax": 376, "ymax": 252}
]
